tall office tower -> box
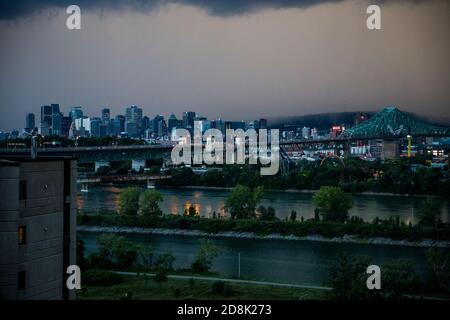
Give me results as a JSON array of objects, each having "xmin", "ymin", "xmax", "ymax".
[
  {"xmin": 182, "ymin": 111, "xmax": 196, "ymax": 129},
  {"xmin": 25, "ymin": 113, "xmax": 35, "ymax": 132},
  {"xmin": 40, "ymin": 105, "xmax": 52, "ymax": 129},
  {"xmin": 212, "ymin": 118, "xmax": 225, "ymax": 134},
  {"xmin": 302, "ymin": 126, "xmax": 310, "ymax": 139},
  {"xmin": 0, "ymin": 156, "xmax": 77, "ymax": 300},
  {"xmin": 195, "ymin": 118, "xmax": 211, "ymax": 134},
  {"xmin": 51, "ymin": 112, "xmax": 62, "ymax": 136},
  {"xmin": 40, "ymin": 104, "xmax": 62, "ymax": 136},
  {"xmin": 125, "ymin": 105, "xmax": 143, "ymax": 136},
  {"xmin": 311, "ymin": 127, "xmax": 319, "ymax": 140},
  {"xmin": 109, "ymin": 118, "xmax": 120, "ymax": 137},
  {"xmin": 142, "ymin": 116, "xmax": 150, "ymax": 132},
  {"xmin": 153, "ymin": 115, "xmax": 167, "ymax": 137},
  {"xmin": 38, "ymin": 122, "xmax": 50, "ymax": 136},
  {"xmin": 89, "ymin": 117, "xmax": 101, "ymax": 137},
  {"xmin": 115, "ymin": 115, "xmax": 125, "ymax": 133},
  {"xmin": 74, "ymin": 117, "xmax": 91, "ymax": 137},
  {"xmin": 69, "ymin": 106, "xmax": 83, "ymax": 121},
  {"xmin": 259, "ymin": 118, "xmax": 268, "ymax": 130},
  {"xmin": 99, "ymin": 123, "xmax": 107, "ymax": 137},
  {"xmin": 167, "ymin": 114, "xmax": 179, "ymax": 134},
  {"xmin": 101, "ymin": 108, "xmax": 110, "ymax": 124},
  {"xmin": 61, "ymin": 116, "xmax": 72, "ymax": 137}
]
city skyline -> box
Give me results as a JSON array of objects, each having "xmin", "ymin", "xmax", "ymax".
[{"xmin": 1, "ymin": 0, "xmax": 450, "ymax": 131}]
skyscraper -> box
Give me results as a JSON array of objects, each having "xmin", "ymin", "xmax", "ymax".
[
  {"xmin": 40, "ymin": 105, "xmax": 52, "ymax": 129},
  {"xmin": 125, "ymin": 105, "xmax": 143, "ymax": 137},
  {"xmin": 167, "ymin": 114, "xmax": 179, "ymax": 133},
  {"xmin": 182, "ymin": 111, "xmax": 196, "ymax": 129},
  {"xmin": 69, "ymin": 106, "xmax": 83, "ymax": 121},
  {"xmin": 259, "ymin": 118, "xmax": 268, "ymax": 130},
  {"xmin": 142, "ymin": 116, "xmax": 150, "ymax": 132},
  {"xmin": 101, "ymin": 108, "xmax": 110, "ymax": 124},
  {"xmin": 153, "ymin": 115, "xmax": 167, "ymax": 137},
  {"xmin": 25, "ymin": 113, "xmax": 35, "ymax": 132},
  {"xmin": 89, "ymin": 117, "xmax": 101, "ymax": 137},
  {"xmin": 115, "ymin": 115, "xmax": 125, "ymax": 133},
  {"xmin": 61, "ymin": 116, "xmax": 72, "ymax": 137}
]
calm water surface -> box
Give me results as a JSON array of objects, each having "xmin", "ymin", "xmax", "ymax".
[
  {"xmin": 77, "ymin": 184, "xmax": 450, "ymax": 224},
  {"xmin": 79, "ymin": 232, "xmax": 435, "ymax": 286}
]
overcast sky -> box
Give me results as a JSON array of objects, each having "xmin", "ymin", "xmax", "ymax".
[{"xmin": 0, "ymin": 0, "xmax": 449, "ymax": 131}]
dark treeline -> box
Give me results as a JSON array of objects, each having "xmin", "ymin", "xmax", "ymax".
[
  {"xmin": 162, "ymin": 157, "xmax": 450, "ymax": 197},
  {"xmin": 78, "ymin": 213, "xmax": 450, "ymax": 242}
]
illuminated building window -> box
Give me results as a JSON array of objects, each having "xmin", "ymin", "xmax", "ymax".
[{"xmin": 18, "ymin": 225, "xmax": 26, "ymax": 245}]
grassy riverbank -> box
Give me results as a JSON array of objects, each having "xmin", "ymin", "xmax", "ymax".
[
  {"xmin": 78, "ymin": 213, "xmax": 450, "ymax": 243},
  {"xmin": 77, "ymin": 273, "xmax": 327, "ymax": 300}
]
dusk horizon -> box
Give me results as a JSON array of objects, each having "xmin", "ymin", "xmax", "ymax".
[{"xmin": 1, "ymin": 0, "xmax": 450, "ymax": 131}]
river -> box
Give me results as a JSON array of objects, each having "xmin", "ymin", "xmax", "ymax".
[
  {"xmin": 78, "ymin": 232, "xmax": 434, "ymax": 286},
  {"xmin": 77, "ymin": 184, "xmax": 449, "ymax": 286},
  {"xmin": 77, "ymin": 184, "xmax": 450, "ymax": 224}
]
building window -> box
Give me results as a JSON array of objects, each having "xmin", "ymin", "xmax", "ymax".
[
  {"xmin": 17, "ymin": 271, "xmax": 26, "ymax": 290},
  {"xmin": 19, "ymin": 180, "xmax": 27, "ymax": 200},
  {"xmin": 18, "ymin": 225, "xmax": 26, "ymax": 245}
]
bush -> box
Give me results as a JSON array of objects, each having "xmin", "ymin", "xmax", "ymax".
[
  {"xmin": 211, "ymin": 280, "xmax": 232, "ymax": 296},
  {"xmin": 83, "ymin": 270, "xmax": 123, "ymax": 286},
  {"xmin": 313, "ymin": 186, "xmax": 353, "ymax": 222},
  {"xmin": 119, "ymin": 187, "xmax": 141, "ymax": 215},
  {"xmin": 211, "ymin": 280, "xmax": 225, "ymax": 295}
]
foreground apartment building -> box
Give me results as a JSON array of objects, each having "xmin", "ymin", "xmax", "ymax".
[{"xmin": 0, "ymin": 156, "xmax": 77, "ymax": 300}]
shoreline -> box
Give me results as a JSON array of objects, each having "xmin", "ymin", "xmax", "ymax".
[
  {"xmin": 82, "ymin": 181, "xmax": 443, "ymax": 198},
  {"xmin": 77, "ymin": 225, "xmax": 450, "ymax": 248},
  {"xmin": 157, "ymin": 185, "xmax": 438, "ymax": 198}
]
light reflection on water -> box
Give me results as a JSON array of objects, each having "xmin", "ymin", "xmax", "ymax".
[{"xmin": 77, "ymin": 184, "xmax": 450, "ymax": 224}]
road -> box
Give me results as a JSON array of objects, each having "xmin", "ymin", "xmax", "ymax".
[{"xmin": 115, "ymin": 271, "xmax": 332, "ymax": 291}]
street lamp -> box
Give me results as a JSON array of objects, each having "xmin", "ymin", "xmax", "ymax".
[{"xmin": 406, "ymin": 135, "xmax": 412, "ymax": 158}]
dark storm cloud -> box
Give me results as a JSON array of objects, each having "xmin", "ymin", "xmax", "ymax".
[
  {"xmin": 0, "ymin": 0, "xmax": 348, "ymax": 20},
  {"xmin": 0, "ymin": 0, "xmax": 436, "ymax": 20}
]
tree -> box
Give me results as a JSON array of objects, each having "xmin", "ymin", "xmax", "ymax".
[
  {"xmin": 76, "ymin": 239, "xmax": 88, "ymax": 270},
  {"xmin": 313, "ymin": 186, "xmax": 353, "ymax": 222},
  {"xmin": 154, "ymin": 252, "xmax": 175, "ymax": 285},
  {"xmin": 94, "ymin": 233, "xmax": 141, "ymax": 268},
  {"xmin": 381, "ymin": 260, "xmax": 420, "ymax": 298},
  {"xmin": 191, "ymin": 239, "xmax": 219, "ymax": 273},
  {"xmin": 138, "ymin": 189, "xmax": 163, "ymax": 216},
  {"xmin": 289, "ymin": 210, "xmax": 297, "ymax": 222},
  {"xmin": 258, "ymin": 205, "xmax": 276, "ymax": 221},
  {"xmin": 119, "ymin": 187, "xmax": 141, "ymax": 215},
  {"xmin": 138, "ymin": 244, "xmax": 154, "ymax": 269},
  {"xmin": 418, "ymin": 198, "xmax": 441, "ymax": 227},
  {"xmin": 184, "ymin": 204, "xmax": 198, "ymax": 217},
  {"xmin": 225, "ymin": 184, "xmax": 264, "ymax": 219},
  {"xmin": 425, "ymin": 248, "xmax": 450, "ymax": 294},
  {"xmin": 329, "ymin": 252, "xmax": 374, "ymax": 300}
]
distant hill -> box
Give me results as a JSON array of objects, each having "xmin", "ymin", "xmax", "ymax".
[
  {"xmin": 268, "ymin": 111, "xmax": 450, "ymax": 131},
  {"xmin": 268, "ymin": 112, "xmax": 375, "ymax": 131}
]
